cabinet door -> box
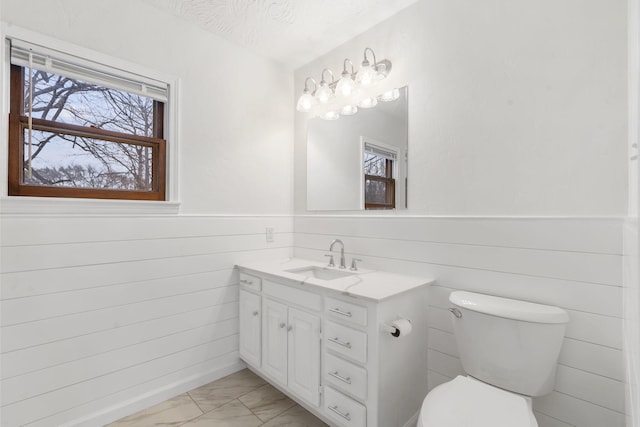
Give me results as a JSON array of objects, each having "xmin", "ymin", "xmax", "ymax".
[
  {"xmin": 262, "ymin": 298, "xmax": 288, "ymax": 386},
  {"xmin": 239, "ymin": 290, "xmax": 261, "ymax": 367},
  {"xmin": 287, "ymin": 307, "xmax": 321, "ymax": 406}
]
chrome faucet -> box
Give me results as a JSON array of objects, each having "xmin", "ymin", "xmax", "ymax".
[{"xmin": 329, "ymin": 239, "xmax": 346, "ymax": 269}]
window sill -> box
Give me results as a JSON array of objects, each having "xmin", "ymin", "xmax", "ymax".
[{"xmin": 0, "ymin": 196, "xmax": 180, "ymax": 216}]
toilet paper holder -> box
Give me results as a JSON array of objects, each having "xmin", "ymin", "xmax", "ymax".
[{"xmin": 381, "ymin": 317, "xmax": 411, "ymax": 337}]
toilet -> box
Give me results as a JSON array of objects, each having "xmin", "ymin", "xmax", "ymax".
[{"xmin": 418, "ymin": 291, "xmax": 569, "ymax": 427}]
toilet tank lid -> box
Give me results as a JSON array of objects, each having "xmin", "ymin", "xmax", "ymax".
[{"xmin": 450, "ymin": 291, "xmax": 569, "ymax": 324}]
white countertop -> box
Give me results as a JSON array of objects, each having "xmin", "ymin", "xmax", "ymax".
[{"xmin": 236, "ymin": 258, "xmax": 434, "ymax": 301}]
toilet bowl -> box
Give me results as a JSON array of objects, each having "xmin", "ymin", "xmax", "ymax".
[
  {"xmin": 417, "ymin": 291, "xmax": 569, "ymax": 427},
  {"xmin": 417, "ymin": 375, "xmax": 537, "ymax": 427}
]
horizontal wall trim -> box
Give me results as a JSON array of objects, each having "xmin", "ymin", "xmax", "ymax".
[
  {"xmin": 13, "ymin": 351, "xmax": 242, "ymax": 427},
  {"xmin": 1, "ymin": 335, "xmax": 239, "ymax": 422},
  {"xmin": 294, "ymin": 216, "xmax": 622, "ymax": 254},
  {"xmin": 56, "ymin": 356, "xmax": 245, "ymax": 427},
  {"xmin": 1, "ymin": 247, "xmax": 291, "ymax": 300},
  {"xmin": 297, "ymin": 245, "xmax": 620, "ymax": 287},
  {"xmin": 1, "ymin": 303, "xmax": 239, "ymax": 379},
  {"xmin": 295, "ymin": 214, "xmax": 626, "ymax": 220},
  {"xmin": 1, "ymin": 231, "xmax": 293, "ymax": 248}
]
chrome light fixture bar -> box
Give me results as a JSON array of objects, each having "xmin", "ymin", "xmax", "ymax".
[{"xmin": 296, "ymin": 47, "xmax": 398, "ymax": 120}]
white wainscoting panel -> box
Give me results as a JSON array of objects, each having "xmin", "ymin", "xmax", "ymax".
[
  {"xmin": 293, "ymin": 215, "xmax": 624, "ymax": 427},
  {"xmin": 0, "ymin": 214, "xmax": 293, "ymax": 427}
]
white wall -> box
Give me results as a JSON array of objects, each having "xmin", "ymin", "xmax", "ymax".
[
  {"xmin": 0, "ymin": 215, "xmax": 293, "ymax": 426},
  {"xmin": 626, "ymin": 0, "xmax": 640, "ymax": 425},
  {"xmin": 294, "ymin": 217, "xmax": 625, "ymax": 427},
  {"xmin": 1, "ymin": 0, "xmax": 293, "ymax": 214},
  {"xmin": 294, "ymin": 1, "xmax": 629, "ymax": 426},
  {"xmin": 0, "ymin": 0, "xmax": 294, "ymax": 425},
  {"xmin": 295, "ymin": 0, "xmax": 627, "ymax": 216}
]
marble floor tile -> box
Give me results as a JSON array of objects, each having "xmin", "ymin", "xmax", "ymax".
[
  {"xmin": 188, "ymin": 369, "xmax": 267, "ymax": 413},
  {"xmin": 181, "ymin": 399, "xmax": 263, "ymax": 427},
  {"xmin": 260, "ymin": 404, "xmax": 329, "ymax": 427},
  {"xmin": 105, "ymin": 393, "xmax": 203, "ymax": 427},
  {"xmin": 238, "ymin": 383, "xmax": 297, "ymax": 422}
]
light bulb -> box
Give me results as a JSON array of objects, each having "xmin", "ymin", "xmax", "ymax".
[
  {"xmin": 378, "ymin": 88, "xmax": 400, "ymax": 102},
  {"xmin": 315, "ymin": 82, "xmax": 334, "ymax": 104},
  {"xmin": 356, "ymin": 63, "xmax": 376, "ymax": 87},
  {"xmin": 320, "ymin": 111, "xmax": 340, "ymax": 120},
  {"xmin": 340, "ymin": 104, "xmax": 358, "ymax": 116},
  {"xmin": 296, "ymin": 91, "xmax": 316, "ymax": 112},
  {"xmin": 336, "ymin": 73, "xmax": 356, "ymax": 98},
  {"xmin": 358, "ymin": 97, "xmax": 378, "ymax": 109}
]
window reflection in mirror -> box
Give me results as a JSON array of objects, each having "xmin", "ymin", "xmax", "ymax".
[
  {"xmin": 364, "ymin": 140, "xmax": 396, "ymax": 209},
  {"xmin": 306, "ymin": 86, "xmax": 408, "ymax": 211}
]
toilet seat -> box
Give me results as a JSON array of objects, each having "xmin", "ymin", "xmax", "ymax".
[{"xmin": 418, "ymin": 375, "xmax": 538, "ymax": 427}]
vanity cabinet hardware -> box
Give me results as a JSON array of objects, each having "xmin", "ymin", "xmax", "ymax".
[
  {"xmin": 325, "ymin": 297, "xmax": 367, "ymax": 326},
  {"xmin": 328, "ymin": 405, "xmax": 351, "ymax": 421},
  {"xmin": 252, "ymin": 311, "xmax": 259, "ymax": 316},
  {"xmin": 329, "ymin": 337, "xmax": 352, "ymax": 349},
  {"xmin": 279, "ymin": 322, "xmax": 287, "ymax": 329},
  {"xmin": 329, "ymin": 307, "xmax": 353, "ymax": 317},
  {"xmin": 239, "ymin": 273, "xmax": 262, "ymax": 291},
  {"xmin": 287, "ymin": 325, "xmax": 293, "ymax": 331},
  {"xmin": 328, "ymin": 371, "xmax": 352, "ymax": 384}
]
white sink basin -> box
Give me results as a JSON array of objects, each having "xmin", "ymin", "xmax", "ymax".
[{"xmin": 285, "ymin": 266, "xmax": 357, "ymax": 281}]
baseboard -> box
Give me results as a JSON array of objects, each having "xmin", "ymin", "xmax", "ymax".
[{"xmin": 61, "ymin": 359, "xmax": 246, "ymax": 427}]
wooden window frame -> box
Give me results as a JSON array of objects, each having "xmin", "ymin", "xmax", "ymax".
[
  {"xmin": 365, "ymin": 158, "xmax": 396, "ymax": 210},
  {"xmin": 8, "ymin": 64, "xmax": 167, "ymax": 201}
]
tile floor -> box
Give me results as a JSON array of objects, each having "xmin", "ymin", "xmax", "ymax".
[{"xmin": 107, "ymin": 369, "xmax": 329, "ymax": 426}]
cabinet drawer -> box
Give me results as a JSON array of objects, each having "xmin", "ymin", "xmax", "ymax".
[
  {"xmin": 239, "ymin": 272, "xmax": 261, "ymax": 291},
  {"xmin": 324, "ymin": 353, "xmax": 367, "ymax": 400},
  {"xmin": 325, "ymin": 297, "xmax": 367, "ymax": 327},
  {"xmin": 323, "ymin": 386, "xmax": 366, "ymax": 427},
  {"xmin": 325, "ymin": 321, "xmax": 367, "ymax": 363}
]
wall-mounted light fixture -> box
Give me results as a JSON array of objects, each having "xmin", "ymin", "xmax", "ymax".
[{"xmin": 296, "ymin": 47, "xmax": 399, "ymax": 120}]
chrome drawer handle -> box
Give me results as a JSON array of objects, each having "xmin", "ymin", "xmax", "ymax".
[
  {"xmin": 328, "ymin": 337, "xmax": 352, "ymax": 349},
  {"xmin": 279, "ymin": 322, "xmax": 286, "ymax": 329},
  {"xmin": 328, "ymin": 370, "xmax": 352, "ymax": 384},
  {"xmin": 252, "ymin": 311, "xmax": 259, "ymax": 316},
  {"xmin": 329, "ymin": 307, "xmax": 353, "ymax": 317},
  {"xmin": 240, "ymin": 279, "xmax": 253, "ymax": 285},
  {"xmin": 328, "ymin": 405, "xmax": 351, "ymax": 421}
]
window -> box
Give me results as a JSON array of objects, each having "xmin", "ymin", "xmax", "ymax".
[
  {"xmin": 363, "ymin": 141, "xmax": 396, "ymax": 210},
  {"xmin": 7, "ymin": 39, "xmax": 168, "ymax": 200}
]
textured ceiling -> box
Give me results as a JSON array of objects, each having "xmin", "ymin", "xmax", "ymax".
[{"xmin": 143, "ymin": 0, "xmax": 419, "ymax": 69}]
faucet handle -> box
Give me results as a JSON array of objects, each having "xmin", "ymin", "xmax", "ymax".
[
  {"xmin": 325, "ymin": 254, "xmax": 335, "ymax": 267},
  {"xmin": 349, "ymin": 258, "xmax": 363, "ymax": 271}
]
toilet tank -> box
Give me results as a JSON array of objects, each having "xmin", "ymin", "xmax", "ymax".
[{"xmin": 449, "ymin": 291, "xmax": 569, "ymax": 397}]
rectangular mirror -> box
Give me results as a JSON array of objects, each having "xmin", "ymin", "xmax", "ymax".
[{"xmin": 306, "ymin": 86, "xmax": 408, "ymax": 211}]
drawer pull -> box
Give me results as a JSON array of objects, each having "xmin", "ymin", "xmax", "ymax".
[
  {"xmin": 329, "ymin": 307, "xmax": 353, "ymax": 317},
  {"xmin": 279, "ymin": 322, "xmax": 287, "ymax": 329},
  {"xmin": 328, "ymin": 405, "xmax": 351, "ymax": 421},
  {"xmin": 240, "ymin": 279, "xmax": 253, "ymax": 285},
  {"xmin": 252, "ymin": 311, "xmax": 259, "ymax": 316},
  {"xmin": 329, "ymin": 337, "xmax": 352, "ymax": 349},
  {"xmin": 328, "ymin": 370, "xmax": 352, "ymax": 384}
]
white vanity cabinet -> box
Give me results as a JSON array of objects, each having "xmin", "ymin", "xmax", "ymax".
[
  {"xmin": 238, "ymin": 289, "xmax": 261, "ymax": 367},
  {"xmin": 241, "ymin": 275, "xmax": 323, "ymax": 408},
  {"xmin": 237, "ymin": 261, "xmax": 431, "ymax": 427},
  {"xmin": 261, "ymin": 297, "xmax": 322, "ymax": 406}
]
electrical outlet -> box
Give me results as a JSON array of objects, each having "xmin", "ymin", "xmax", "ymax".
[{"xmin": 265, "ymin": 227, "xmax": 275, "ymax": 243}]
